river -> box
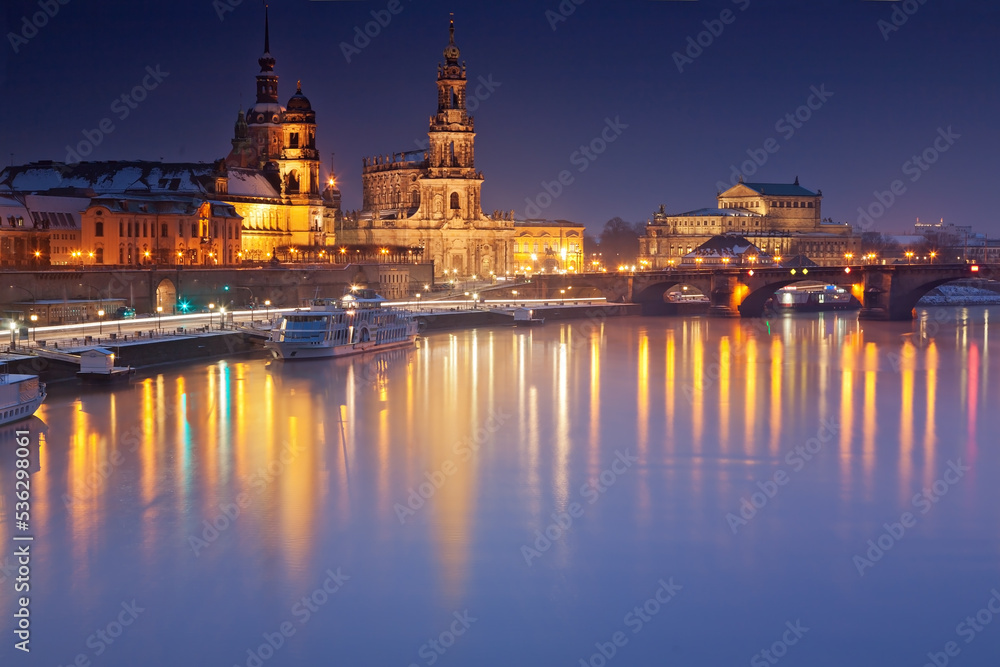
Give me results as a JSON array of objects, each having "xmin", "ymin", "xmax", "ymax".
[{"xmin": 1, "ymin": 308, "xmax": 997, "ymax": 666}]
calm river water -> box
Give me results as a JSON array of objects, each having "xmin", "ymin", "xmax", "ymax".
[{"xmin": 1, "ymin": 308, "xmax": 998, "ymax": 666}]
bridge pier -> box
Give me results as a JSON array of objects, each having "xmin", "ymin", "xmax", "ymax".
[
  {"xmin": 858, "ymin": 268, "xmax": 900, "ymax": 320},
  {"xmin": 708, "ymin": 273, "xmax": 741, "ymax": 317}
]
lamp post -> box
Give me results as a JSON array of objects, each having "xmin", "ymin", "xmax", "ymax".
[
  {"xmin": 156, "ymin": 306, "xmax": 163, "ymax": 332},
  {"xmin": 29, "ymin": 314, "xmax": 37, "ymax": 342},
  {"xmin": 208, "ymin": 303, "xmax": 216, "ymax": 330},
  {"xmin": 8, "ymin": 321, "xmax": 16, "ymax": 350},
  {"xmin": 97, "ymin": 309, "xmax": 105, "ymax": 335},
  {"xmin": 219, "ymin": 307, "xmax": 226, "ymax": 330},
  {"xmin": 905, "ymin": 250, "xmax": 914, "ymax": 264},
  {"xmin": 264, "ymin": 299, "xmax": 271, "ymax": 321}
]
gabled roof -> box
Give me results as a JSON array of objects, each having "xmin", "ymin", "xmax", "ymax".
[
  {"xmin": 780, "ymin": 255, "xmax": 819, "ymax": 268},
  {"xmin": 686, "ymin": 234, "xmax": 768, "ymax": 258},
  {"xmin": 0, "ymin": 161, "xmax": 216, "ymax": 195}
]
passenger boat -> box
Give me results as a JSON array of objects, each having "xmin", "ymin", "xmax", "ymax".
[
  {"xmin": 0, "ymin": 369, "xmax": 46, "ymax": 425},
  {"xmin": 767, "ymin": 284, "xmax": 860, "ymax": 312},
  {"xmin": 265, "ymin": 289, "xmax": 418, "ymax": 360}
]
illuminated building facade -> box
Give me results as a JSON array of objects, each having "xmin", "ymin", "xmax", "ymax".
[
  {"xmin": 341, "ymin": 20, "xmax": 513, "ymax": 278},
  {"xmin": 511, "ymin": 220, "xmax": 585, "ymax": 274},
  {"xmin": 78, "ymin": 195, "xmax": 242, "ymax": 266},
  {"xmin": 639, "ymin": 179, "xmax": 860, "ymax": 268},
  {"xmin": 223, "ymin": 6, "xmax": 339, "ymax": 258}
]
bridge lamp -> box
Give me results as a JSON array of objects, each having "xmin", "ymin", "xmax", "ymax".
[
  {"xmin": 802, "ymin": 269, "xmax": 809, "ymax": 275},
  {"xmin": 929, "ymin": 251, "xmax": 937, "ymax": 263},
  {"xmin": 971, "ymin": 265, "xmax": 980, "ymax": 273},
  {"xmin": 844, "ymin": 267, "xmax": 851, "ymax": 274},
  {"xmin": 790, "ymin": 269, "xmax": 797, "ymax": 276},
  {"xmin": 748, "ymin": 270, "xmax": 754, "ymax": 277}
]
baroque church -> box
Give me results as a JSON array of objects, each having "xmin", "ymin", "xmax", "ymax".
[{"xmin": 339, "ymin": 20, "xmax": 515, "ymax": 278}]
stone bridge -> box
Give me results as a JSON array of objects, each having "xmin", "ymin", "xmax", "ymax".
[{"xmin": 530, "ymin": 263, "xmax": 997, "ymax": 320}]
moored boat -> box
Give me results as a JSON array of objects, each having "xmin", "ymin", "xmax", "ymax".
[
  {"xmin": 513, "ymin": 307, "xmax": 545, "ymax": 327},
  {"xmin": 265, "ymin": 289, "xmax": 418, "ymax": 360},
  {"xmin": 77, "ymin": 347, "xmax": 136, "ymax": 384},
  {"xmin": 0, "ymin": 370, "xmax": 46, "ymax": 426}
]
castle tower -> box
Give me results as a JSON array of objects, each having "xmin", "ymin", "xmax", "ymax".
[{"xmin": 245, "ymin": 4, "xmax": 284, "ymax": 164}]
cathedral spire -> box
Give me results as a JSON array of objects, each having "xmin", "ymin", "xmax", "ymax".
[{"xmin": 443, "ymin": 14, "xmax": 460, "ymax": 65}]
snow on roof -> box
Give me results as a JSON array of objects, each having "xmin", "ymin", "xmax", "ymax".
[
  {"xmin": 226, "ymin": 168, "xmax": 280, "ymax": 198},
  {"xmin": 0, "ymin": 161, "xmax": 214, "ymax": 195},
  {"xmin": 684, "ymin": 235, "xmax": 768, "ymax": 258},
  {"xmin": 676, "ymin": 207, "xmax": 761, "ymax": 218}
]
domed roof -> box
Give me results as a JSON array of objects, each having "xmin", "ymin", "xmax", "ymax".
[
  {"xmin": 246, "ymin": 102, "xmax": 284, "ymax": 125},
  {"xmin": 287, "ymin": 81, "xmax": 312, "ymax": 111}
]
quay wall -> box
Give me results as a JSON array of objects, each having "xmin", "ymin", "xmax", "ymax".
[{"xmin": 0, "ymin": 263, "xmax": 434, "ymax": 320}]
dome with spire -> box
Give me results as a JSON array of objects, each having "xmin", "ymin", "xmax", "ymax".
[
  {"xmin": 287, "ymin": 81, "xmax": 312, "ymax": 112},
  {"xmin": 443, "ymin": 17, "xmax": 460, "ymax": 63}
]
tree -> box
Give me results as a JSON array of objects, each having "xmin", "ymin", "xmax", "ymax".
[{"xmin": 597, "ymin": 217, "xmax": 641, "ymax": 266}]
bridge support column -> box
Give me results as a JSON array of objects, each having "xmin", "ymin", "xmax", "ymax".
[
  {"xmin": 708, "ymin": 273, "xmax": 740, "ymax": 317},
  {"xmin": 858, "ymin": 269, "xmax": 894, "ymax": 320}
]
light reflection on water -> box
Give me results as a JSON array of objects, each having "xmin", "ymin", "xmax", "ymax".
[{"xmin": 0, "ymin": 308, "xmax": 998, "ymax": 666}]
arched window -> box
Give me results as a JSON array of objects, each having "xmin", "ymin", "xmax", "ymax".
[{"xmin": 450, "ymin": 192, "xmax": 460, "ymax": 210}]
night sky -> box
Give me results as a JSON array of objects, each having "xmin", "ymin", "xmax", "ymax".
[{"xmin": 1, "ymin": 0, "xmax": 998, "ymax": 235}]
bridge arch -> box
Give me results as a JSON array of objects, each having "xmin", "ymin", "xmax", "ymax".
[
  {"xmin": 738, "ymin": 278, "xmax": 860, "ymax": 317},
  {"xmin": 892, "ymin": 276, "xmax": 989, "ymax": 319}
]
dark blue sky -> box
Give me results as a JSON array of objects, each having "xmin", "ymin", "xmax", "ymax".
[{"xmin": 1, "ymin": 0, "xmax": 998, "ymax": 235}]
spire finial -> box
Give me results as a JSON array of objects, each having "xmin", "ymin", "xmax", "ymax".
[
  {"xmin": 264, "ymin": 2, "xmax": 270, "ymax": 54},
  {"xmin": 296, "ymin": 80, "xmax": 302, "ymax": 93},
  {"xmin": 449, "ymin": 13, "xmax": 455, "ymax": 44},
  {"xmin": 794, "ymin": 175, "xmax": 799, "ymax": 185}
]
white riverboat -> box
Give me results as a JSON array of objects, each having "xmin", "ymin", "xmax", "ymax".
[
  {"xmin": 0, "ymin": 370, "xmax": 46, "ymax": 426},
  {"xmin": 265, "ymin": 289, "xmax": 418, "ymax": 360}
]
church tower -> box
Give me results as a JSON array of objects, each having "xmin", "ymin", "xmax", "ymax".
[{"xmin": 427, "ymin": 18, "xmax": 477, "ymax": 177}]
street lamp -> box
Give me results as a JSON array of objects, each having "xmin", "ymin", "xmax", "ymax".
[
  {"xmin": 264, "ymin": 299, "xmax": 271, "ymax": 321},
  {"xmin": 208, "ymin": 303, "xmax": 216, "ymax": 330},
  {"xmin": 219, "ymin": 307, "xmax": 226, "ymax": 330},
  {"xmin": 929, "ymin": 251, "xmax": 937, "ymax": 263},
  {"xmin": 29, "ymin": 314, "xmax": 37, "ymax": 342},
  {"xmin": 845, "ymin": 252, "xmax": 854, "ymax": 264},
  {"xmin": 97, "ymin": 309, "xmax": 105, "ymax": 335},
  {"xmin": 905, "ymin": 250, "xmax": 914, "ymax": 264},
  {"xmin": 157, "ymin": 306, "xmax": 163, "ymax": 332},
  {"xmin": 8, "ymin": 321, "xmax": 16, "ymax": 350}
]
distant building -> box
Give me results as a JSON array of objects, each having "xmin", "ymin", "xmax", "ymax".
[
  {"xmin": 639, "ymin": 179, "xmax": 860, "ymax": 268},
  {"xmin": 680, "ymin": 235, "xmax": 773, "ymax": 267},
  {"xmin": 339, "ymin": 20, "xmax": 514, "ymax": 278},
  {"xmin": 0, "ymin": 193, "xmax": 86, "ymax": 267},
  {"xmin": 511, "ymin": 220, "xmax": 585, "ymax": 274}
]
